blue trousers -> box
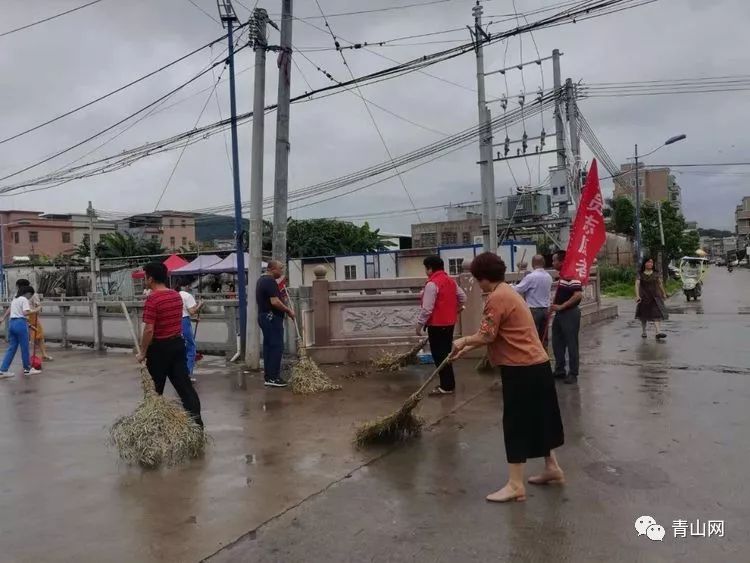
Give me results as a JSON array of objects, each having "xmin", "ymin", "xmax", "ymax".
[
  {"xmin": 181, "ymin": 316, "xmax": 196, "ymax": 375},
  {"xmin": 258, "ymin": 312, "xmax": 284, "ymax": 381},
  {"xmin": 1, "ymin": 318, "xmax": 30, "ymax": 372}
]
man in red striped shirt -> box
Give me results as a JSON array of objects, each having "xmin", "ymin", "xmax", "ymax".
[{"xmin": 136, "ymin": 262, "xmax": 203, "ymax": 427}]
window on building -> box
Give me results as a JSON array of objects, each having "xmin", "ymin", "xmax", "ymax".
[
  {"xmin": 441, "ymin": 231, "xmax": 457, "ymax": 246},
  {"xmin": 344, "ymin": 265, "xmax": 357, "ymax": 280},
  {"xmin": 448, "ymin": 258, "xmax": 464, "ymax": 275},
  {"xmin": 182, "ymin": 237, "xmax": 187, "ymax": 247},
  {"xmin": 29, "ymin": 231, "xmax": 39, "ymax": 243},
  {"xmin": 62, "ymin": 232, "xmax": 71, "ymax": 244},
  {"xmin": 462, "ymin": 232, "xmax": 471, "ymax": 244},
  {"xmin": 421, "ymin": 232, "xmax": 437, "ymax": 247},
  {"xmin": 13, "ymin": 232, "xmax": 19, "ymax": 244},
  {"xmin": 181, "ymin": 219, "xmax": 186, "ymax": 228},
  {"xmin": 83, "ymin": 233, "xmax": 90, "ymax": 244},
  {"xmin": 169, "ymin": 219, "xmax": 175, "ymax": 228},
  {"xmin": 169, "ymin": 236, "xmax": 176, "ymax": 248},
  {"xmin": 151, "ymin": 235, "xmax": 159, "ymax": 241}
]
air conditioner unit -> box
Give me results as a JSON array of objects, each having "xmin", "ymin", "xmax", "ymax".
[{"xmin": 474, "ymin": 236, "xmax": 484, "ymax": 245}]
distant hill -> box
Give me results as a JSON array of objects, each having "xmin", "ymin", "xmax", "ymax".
[
  {"xmin": 194, "ymin": 213, "xmax": 248, "ymax": 242},
  {"xmin": 698, "ymin": 228, "xmax": 734, "ymax": 238}
]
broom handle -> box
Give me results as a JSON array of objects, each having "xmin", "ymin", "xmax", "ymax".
[
  {"xmin": 411, "ymin": 356, "xmax": 452, "ymax": 399},
  {"xmin": 282, "ymin": 287, "xmax": 303, "ymax": 341},
  {"xmin": 120, "ymin": 302, "xmax": 142, "ymax": 356}
]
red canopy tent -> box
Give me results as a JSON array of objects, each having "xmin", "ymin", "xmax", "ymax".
[
  {"xmin": 163, "ymin": 254, "xmax": 189, "ymax": 272},
  {"xmin": 131, "ymin": 254, "xmax": 188, "ymax": 280}
]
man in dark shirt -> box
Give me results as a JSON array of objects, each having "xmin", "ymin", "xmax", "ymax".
[
  {"xmin": 551, "ymin": 250, "xmax": 583, "ymax": 385},
  {"xmin": 256, "ymin": 260, "xmax": 295, "ymax": 387},
  {"xmin": 136, "ymin": 262, "xmax": 203, "ymax": 426}
]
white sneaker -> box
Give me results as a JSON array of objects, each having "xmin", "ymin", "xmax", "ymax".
[
  {"xmin": 24, "ymin": 368, "xmax": 42, "ymax": 375},
  {"xmin": 0, "ymin": 371, "xmax": 13, "ymax": 380}
]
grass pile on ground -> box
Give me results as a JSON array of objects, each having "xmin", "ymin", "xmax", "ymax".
[
  {"xmin": 290, "ymin": 352, "xmax": 341, "ymax": 394},
  {"xmin": 372, "ymin": 339, "xmax": 426, "ymax": 372},
  {"xmin": 110, "ymin": 368, "xmax": 207, "ymax": 469},
  {"xmin": 354, "ymin": 395, "xmax": 424, "ymax": 447}
]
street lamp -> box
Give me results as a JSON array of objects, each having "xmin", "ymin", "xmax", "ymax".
[{"xmin": 632, "ymin": 134, "xmax": 687, "ymax": 262}]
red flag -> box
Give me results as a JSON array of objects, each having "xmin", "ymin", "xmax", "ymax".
[{"xmin": 560, "ymin": 159, "xmax": 606, "ymax": 283}]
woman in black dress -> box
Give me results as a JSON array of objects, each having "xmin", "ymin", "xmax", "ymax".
[{"xmin": 635, "ymin": 257, "xmax": 667, "ymax": 340}]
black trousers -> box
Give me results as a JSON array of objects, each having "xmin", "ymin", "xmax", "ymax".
[
  {"xmin": 530, "ymin": 307, "xmax": 548, "ymax": 345},
  {"xmin": 427, "ymin": 325, "xmax": 455, "ymax": 391},
  {"xmin": 146, "ymin": 336, "xmax": 203, "ymax": 426},
  {"xmin": 552, "ymin": 307, "xmax": 581, "ymax": 377}
]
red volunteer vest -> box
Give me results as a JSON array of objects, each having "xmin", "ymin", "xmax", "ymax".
[{"xmin": 422, "ymin": 270, "xmax": 459, "ymax": 327}]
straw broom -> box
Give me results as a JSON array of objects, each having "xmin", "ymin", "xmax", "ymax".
[
  {"xmin": 110, "ymin": 303, "xmax": 207, "ymax": 468},
  {"xmin": 372, "ymin": 337, "xmax": 428, "ymax": 372},
  {"xmin": 355, "ymin": 356, "xmax": 451, "ymax": 447},
  {"xmin": 283, "ymin": 289, "xmax": 341, "ymax": 395}
]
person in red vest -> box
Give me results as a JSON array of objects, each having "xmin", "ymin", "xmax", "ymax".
[{"xmin": 416, "ymin": 256, "xmax": 467, "ymax": 395}]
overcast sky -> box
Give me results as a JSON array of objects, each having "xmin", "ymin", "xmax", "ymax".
[{"xmin": 1, "ymin": 0, "xmax": 748, "ymax": 233}]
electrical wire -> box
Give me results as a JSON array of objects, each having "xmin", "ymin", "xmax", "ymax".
[
  {"xmin": 0, "ymin": 0, "xmax": 105, "ymax": 38},
  {"xmin": 312, "ymin": 0, "xmax": 423, "ymax": 221},
  {"xmin": 0, "ymin": 41, "xmax": 251, "ymax": 184},
  {"xmin": 1, "ymin": 0, "xmax": 648, "ymax": 195},
  {"xmin": 185, "ymin": 0, "xmax": 220, "ymax": 23},
  {"xmin": 0, "ymin": 26, "xmax": 242, "ymax": 146},
  {"xmin": 153, "ymin": 64, "xmax": 228, "ymax": 211}
]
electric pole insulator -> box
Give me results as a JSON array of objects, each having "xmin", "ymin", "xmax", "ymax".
[{"xmin": 504, "ymin": 136, "xmax": 510, "ymax": 156}]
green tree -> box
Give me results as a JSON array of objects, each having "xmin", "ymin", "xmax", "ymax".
[
  {"xmin": 610, "ymin": 196, "xmax": 635, "ymax": 237},
  {"xmin": 681, "ymin": 230, "xmax": 701, "ymax": 256},
  {"xmin": 96, "ymin": 232, "xmax": 165, "ymax": 258},
  {"xmin": 286, "ymin": 219, "xmax": 392, "ymax": 258},
  {"xmin": 640, "ymin": 201, "xmax": 688, "ymax": 261}
]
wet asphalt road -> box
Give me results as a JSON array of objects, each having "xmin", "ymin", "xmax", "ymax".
[
  {"xmin": 209, "ymin": 267, "xmax": 750, "ymax": 563},
  {"xmin": 0, "ymin": 267, "xmax": 747, "ymax": 562}
]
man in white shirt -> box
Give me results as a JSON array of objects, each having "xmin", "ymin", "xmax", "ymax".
[
  {"xmin": 0, "ymin": 285, "xmax": 42, "ymax": 377},
  {"xmin": 513, "ymin": 255, "xmax": 553, "ymax": 343},
  {"xmin": 178, "ymin": 282, "xmax": 203, "ymax": 381}
]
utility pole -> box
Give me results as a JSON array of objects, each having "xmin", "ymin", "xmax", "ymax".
[
  {"xmin": 87, "ymin": 201, "xmax": 100, "ymax": 351},
  {"xmin": 0, "ymin": 218, "xmax": 5, "ymax": 300},
  {"xmin": 218, "ymin": 0, "xmax": 248, "ymax": 361},
  {"xmin": 552, "ymin": 49, "xmax": 569, "ymax": 247},
  {"xmin": 657, "ymin": 200, "xmax": 666, "ymax": 282},
  {"xmin": 272, "ymin": 0, "xmax": 293, "ymax": 266},
  {"xmin": 246, "ymin": 8, "xmax": 269, "ymax": 369},
  {"xmin": 472, "ymin": 0, "xmax": 497, "ymax": 253},
  {"xmin": 634, "ymin": 143, "xmax": 642, "ymax": 262},
  {"xmin": 565, "ymin": 77, "xmax": 581, "ymax": 200}
]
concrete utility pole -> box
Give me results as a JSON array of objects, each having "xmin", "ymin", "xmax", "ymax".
[
  {"xmin": 0, "ymin": 217, "xmax": 5, "ymax": 300},
  {"xmin": 552, "ymin": 49, "xmax": 569, "ymax": 246},
  {"xmin": 271, "ymin": 0, "xmax": 293, "ymax": 266},
  {"xmin": 565, "ymin": 77, "xmax": 581, "ymax": 199},
  {"xmin": 87, "ymin": 201, "xmax": 100, "ymax": 350},
  {"xmin": 634, "ymin": 143, "xmax": 642, "ymax": 262},
  {"xmin": 472, "ymin": 1, "xmax": 497, "ymax": 253},
  {"xmin": 246, "ymin": 8, "xmax": 269, "ymax": 369},
  {"xmin": 218, "ymin": 0, "xmax": 248, "ymax": 361}
]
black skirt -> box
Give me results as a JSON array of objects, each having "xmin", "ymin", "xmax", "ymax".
[{"xmin": 500, "ymin": 362, "xmax": 564, "ymax": 463}]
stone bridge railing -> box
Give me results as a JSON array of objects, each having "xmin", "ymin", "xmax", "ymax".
[{"xmin": 304, "ymin": 266, "xmax": 606, "ymax": 364}]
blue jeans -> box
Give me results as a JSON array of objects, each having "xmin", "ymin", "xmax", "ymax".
[
  {"xmin": 1, "ymin": 318, "xmax": 31, "ymax": 372},
  {"xmin": 258, "ymin": 312, "xmax": 284, "ymax": 381},
  {"xmin": 182, "ymin": 316, "xmax": 196, "ymax": 375}
]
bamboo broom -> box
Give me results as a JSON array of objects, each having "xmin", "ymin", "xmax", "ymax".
[
  {"xmin": 355, "ymin": 356, "xmax": 451, "ymax": 447},
  {"xmin": 109, "ymin": 303, "xmax": 207, "ymax": 468}
]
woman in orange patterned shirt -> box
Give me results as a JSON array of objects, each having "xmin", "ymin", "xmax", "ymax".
[{"xmin": 452, "ymin": 252, "xmax": 564, "ymax": 503}]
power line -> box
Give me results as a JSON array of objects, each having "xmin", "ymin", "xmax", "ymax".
[
  {"xmin": 0, "ymin": 41, "xmax": 250, "ymax": 184},
  {"xmin": 313, "ymin": 0, "xmax": 424, "ymax": 221},
  {"xmin": 0, "ymin": 0, "xmax": 105, "ymax": 39},
  {"xmin": 185, "ymin": 0, "xmax": 220, "ymax": 23},
  {"xmin": 277, "ymin": 0, "xmax": 457, "ymax": 21},
  {"xmin": 1, "ymin": 0, "xmax": 646, "ymax": 194},
  {"xmin": 0, "ymin": 27, "xmax": 241, "ymax": 146},
  {"xmin": 153, "ymin": 64, "xmax": 228, "ymax": 211}
]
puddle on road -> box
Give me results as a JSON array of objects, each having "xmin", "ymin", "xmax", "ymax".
[{"xmin": 584, "ymin": 460, "xmax": 670, "ymax": 489}]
